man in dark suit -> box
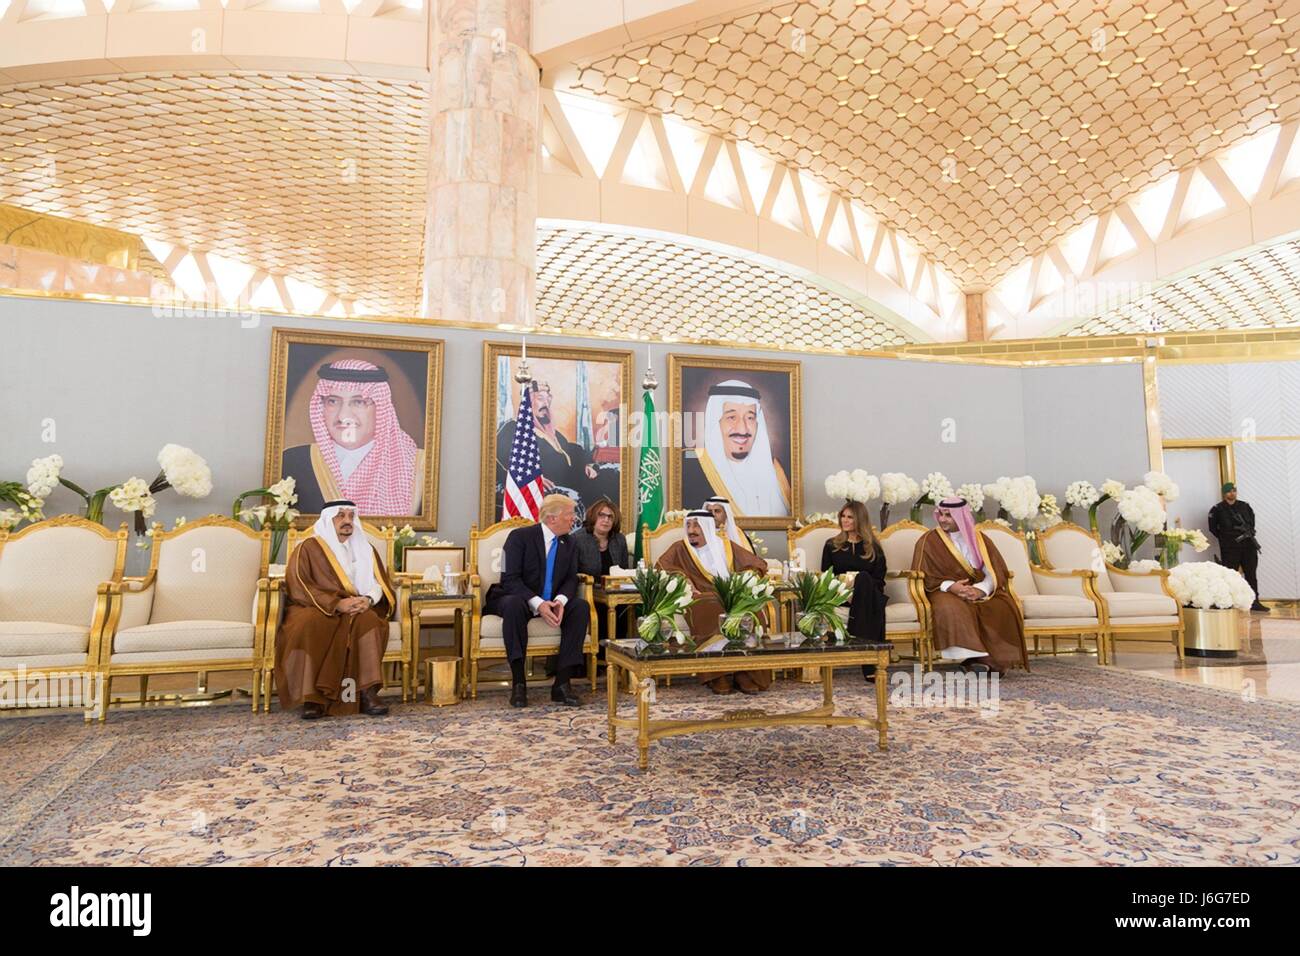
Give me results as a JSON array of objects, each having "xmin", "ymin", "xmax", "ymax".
[
  {"xmin": 1209, "ymin": 481, "xmax": 1268, "ymax": 613},
  {"xmin": 483, "ymin": 494, "xmax": 591, "ymax": 708}
]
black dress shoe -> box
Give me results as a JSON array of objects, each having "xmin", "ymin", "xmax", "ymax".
[
  {"xmin": 963, "ymin": 661, "xmax": 992, "ymax": 674},
  {"xmin": 359, "ymin": 689, "xmax": 389, "ymax": 716},
  {"xmin": 510, "ymin": 683, "xmax": 528, "ymax": 708},
  {"xmin": 550, "ymin": 682, "xmax": 582, "ymax": 707},
  {"xmin": 861, "ymin": 664, "xmax": 876, "ymax": 682},
  {"xmin": 1251, "ymin": 602, "xmax": 1270, "ymax": 613},
  {"xmin": 302, "ymin": 702, "xmax": 325, "ymax": 720}
]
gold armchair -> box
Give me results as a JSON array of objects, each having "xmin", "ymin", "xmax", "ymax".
[
  {"xmin": 98, "ymin": 515, "xmax": 271, "ymax": 719},
  {"xmin": 877, "ymin": 520, "xmax": 932, "ymax": 666},
  {"xmin": 0, "ymin": 516, "xmax": 128, "ymax": 716},
  {"xmin": 466, "ymin": 517, "xmax": 598, "ymax": 698},
  {"xmin": 641, "ymin": 518, "xmax": 685, "ymax": 568},
  {"xmin": 1037, "ymin": 522, "xmax": 1185, "ymax": 663},
  {"xmin": 978, "ymin": 521, "xmax": 1107, "ymax": 663},
  {"xmin": 268, "ymin": 521, "xmax": 414, "ymax": 708}
]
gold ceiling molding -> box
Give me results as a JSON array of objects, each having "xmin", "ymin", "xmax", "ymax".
[
  {"xmin": 0, "ymin": 202, "xmax": 138, "ymax": 269},
  {"xmin": 534, "ymin": 224, "xmax": 918, "ymax": 350},
  {"xmin": 0, "ymin": 70, "xmax": 429, "ymax": 315},
  {"xmin": 565, "ymin": 0, "xmax": 1300, "ymax": 290}
]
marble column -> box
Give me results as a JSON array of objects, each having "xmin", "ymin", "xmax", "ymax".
[{"xmin": 422, "ymin": 0, "xmax": 538, "ymax": 326}]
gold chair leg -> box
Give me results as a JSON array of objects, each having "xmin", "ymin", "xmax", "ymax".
[
  {"xmin": 139, "ymin": 674, "xmax": 149, "ymax": 704},
  {"xmin": 197, "ymin": 670, "xmax": 208, "ymax": 694},
  {"xmin": 251, "ymin": 669, "xmax": 260, "ymax": 713},
  {"xmin": 470, "ymin": 659, "xmax": 479, "ymax": 699}
]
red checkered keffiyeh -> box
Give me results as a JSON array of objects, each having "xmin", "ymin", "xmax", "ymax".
[{"xmin": 309, "ymin": 359, "xmax": 418, "ymax": 515}]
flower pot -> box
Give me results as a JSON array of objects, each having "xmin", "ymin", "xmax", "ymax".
[{"xmin": 1183, "ymin": 606, "xmax": 1241, "ymax": 658}]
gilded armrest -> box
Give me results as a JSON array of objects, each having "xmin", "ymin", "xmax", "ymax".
[
  {"xmin": 887, "ymin": 569, "xmax": 931, "ymax": 631},
  {"xmin": 262, "ymin": 577, "xmax": 283, "ymax": 665},
  {"xmin": 89, "ymin": 581, "xmax": 116, "ymax": 670},
  {"xmin": 1031, "ymin": 566, "xmax": 1093, "ymax": 598},
  {"xmin": 577, "ymin": 574, "xmax": 597, "ymax": 643},
  {"xmin": 252, "ymin": 577, "xmax": 273, "ymax": 661},
  {"xmin": 469, "ymin": 574, "xmax": 483, "ymax": 654},
  {"xmin": 1106, "ymin": 563, "xmax": 1172, "ymax": 594},
  {"xmin": 99, "ymin": 574, "xmax": 157, "ymax": 660}
]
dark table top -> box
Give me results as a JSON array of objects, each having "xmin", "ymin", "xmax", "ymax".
[{"xmin": 603, "ymin": 632, "xmax": 891, "ymax": 661}]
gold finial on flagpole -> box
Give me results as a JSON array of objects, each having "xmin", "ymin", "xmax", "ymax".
[{"xmin": 642, "ymin": 343, "xmax": 658, "ymax": 391}]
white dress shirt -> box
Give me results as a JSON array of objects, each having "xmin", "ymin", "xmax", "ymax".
[
  {"xmin": 333, "ymin": 440, "xmax": 374, "ymax": 481},
  {"xmin": 527, "ymin": 524, "xmax": 569, "ymax": 614},
  {"xmin": 940, "ymin": 533, "xmax": 994, "ymax": 596}
]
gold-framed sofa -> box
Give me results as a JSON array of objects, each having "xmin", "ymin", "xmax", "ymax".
[
  {"xmin": 1037, "ymin": 522, "xmax": 1186, "ymax": 663},
  {"xmin": 269, "ymin": 521, "xmax": 415, "ymax": 707},
  {"xmin": 785, "ymin": 519, "xmax": 931, "ymax": 664},
  {"xmin": 466, "ymin": 517, "xmax": 598, "ymax": 698},
  {"xmin": 98, "ymin": 515, "xmax": 272, "ymax": 719},
  {"xmin": 977, "ymin": 521, "xmax": 1107, "ymax": 663},
  {"xmin": 641, "ymin": 518, "xmax": 685, "ymax": 568},
  {"xmin": 0, "ymin": 516, "xmax": 128, "ymax": 710}
]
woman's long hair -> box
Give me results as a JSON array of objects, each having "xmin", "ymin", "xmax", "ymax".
[{"xmin": 830, "ymin": 500, "xmax": 879, "ymax": 559}]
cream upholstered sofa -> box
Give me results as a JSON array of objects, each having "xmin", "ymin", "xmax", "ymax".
[
  {"xmin": 0, "ymin": 516, "xmax": 128, "ymax": 707},
  {"xmin": 1038, "ymin": 522, "xmax": 1185, "ymax": 663},
  {"xmin": 271, "ymin": 521, "xmax": 412, "ymax": 706},
  {"xmin": 642, "ymin": 518, "xmax": 685, "ymax": 568},
  {"xmin": 99, "ymin": 516, "xmax": 271, "ymax": 718},
  {"xmin": 785, "ymin": 518, "xmax": 930, "ymax": 664},
  {"xmin": 978, "ymin": 522, "xmax": 1107, "ymax": 663},
  {"xmin": 467, "ymin": 517, "xmax": 597, "ymax": 697}
]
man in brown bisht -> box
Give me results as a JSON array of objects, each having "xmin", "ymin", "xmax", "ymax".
[
  {"xmin": 276, "ymin": 499, "xmax": 394, "ymax": 719},
  {"xmin": 655, "ymin": 509, "xmax": 774, "ymax": 695},
  {"xmin": 912, "ymin": 497, "xmax": 1028, "ymax": 675}
]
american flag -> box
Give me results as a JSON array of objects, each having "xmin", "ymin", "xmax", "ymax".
[{"xmin": 502, "ymin": 383, "xmax": 546, "ymax": 520}]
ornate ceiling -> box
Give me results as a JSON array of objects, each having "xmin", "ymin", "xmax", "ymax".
[
  {"xmin": 0, "ymin": 71, "xmax": 430, "ymax": 315},
  {"xmin": 535, "ymin": 224, "xmax": 917, "ymax": 349},
  {"xmin": 566, "ymin": 0, "xmax": 1300, "ymax": 289},
  {"xmin": 1066, "ymin": 236, "xmax": 1300, "ymax": 336}
]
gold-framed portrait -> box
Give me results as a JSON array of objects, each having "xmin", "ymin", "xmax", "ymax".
[
  {"xmin": 668, "ymin": 354, "xmax": 802, "ymax": 529},
  {"xmin": 480, "ymin": 340, "xmax": 635, "ymax": 530},
  {"xmin": 264, "ymin": 328, "xmax": 444, "ymax": 527}
]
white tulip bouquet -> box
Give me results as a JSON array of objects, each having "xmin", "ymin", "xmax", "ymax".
[
  {"xmin": 632, "ymin": 567, "xmax": 695, "ymax": 644},
  {"xmin": 714, "ymin": 570, "xmax": 775, "ymax": 642},
  {"xmin": 792, "ymin": 568, "xmax": 853, "ymax": 641}
]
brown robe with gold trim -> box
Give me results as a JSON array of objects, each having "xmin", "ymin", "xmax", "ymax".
[
  {"xmin": 655, "ymin": 538, "xmax": 775, "ymax": 690},
  {"xmin": 275, "ymin": 536, "xmax": 395, "ymax": 715},
  {"xmin": 912, "ymin": 529, "xmax": 1028, "ymax": 673}
]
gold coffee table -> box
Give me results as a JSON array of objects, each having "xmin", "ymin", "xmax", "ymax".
[{"xmin": 604, "ymin": 632, "xmax": 892, "ymax": 770}]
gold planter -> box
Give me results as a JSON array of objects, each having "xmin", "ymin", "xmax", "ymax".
[
  {"xmin": 424, "ymin": 656, "xmax": 461, "ymax": 706},
  {"xmin": 1183, "ymin": 607, "xmax": 1241, "ymax": 658}
]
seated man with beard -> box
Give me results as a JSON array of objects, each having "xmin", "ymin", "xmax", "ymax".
[
  {"xmin": 275, "ymin": 500, "xmax": 394, "ymax": 719},
  {"xmin": 655, "ymin": 509, "xmax": 774, "ymax": 695}
]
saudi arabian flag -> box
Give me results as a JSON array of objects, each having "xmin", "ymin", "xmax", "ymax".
[{"xmin": 634, "ymin": 388, "xmax": 663, "ymax": 564}]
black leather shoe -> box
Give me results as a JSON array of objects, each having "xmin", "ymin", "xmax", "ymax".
[
  {"xmin": 510, "ymin": 683, "xmax": 528, "ymax": 708},
  {"xmin": 1251, "ymin": 602, "xmax": 1270, "ymax": 613},
  {"xmin": 550, "ymin": 682, "xmax": 582, "ymax": 707},
  {"xmin": 302, "ymin": 702, "xmax": 325, "ymax": 720},
  {"xmin": 359, "ymin": 689, "xmax": 389, "ymax": 716}
]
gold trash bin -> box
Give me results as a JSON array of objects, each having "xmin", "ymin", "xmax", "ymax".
[{"xmin": 424, "ymin": 656, "xmax": 461, "ymax": 706}]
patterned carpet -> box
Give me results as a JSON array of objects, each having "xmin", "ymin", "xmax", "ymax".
[{"xmin": 1, "ymin": 659, "xmax": 1298, "ymax": 866}]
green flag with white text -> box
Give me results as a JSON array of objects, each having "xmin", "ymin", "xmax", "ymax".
[{"xmin": 634, "ymin": 389, "xmax": 663, "ymax": 564}]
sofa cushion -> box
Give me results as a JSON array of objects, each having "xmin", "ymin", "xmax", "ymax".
[
  {"xmin": 110, "ymin": 647, "xmax": 254, "ymax": 664},
  {"xmin": 1021, "ymin": 594, "xmax": 1098, "ymax": 620},
  {"xmin": 1101, "ymin": 592, "xmax": 1178, "ymax": 618},
  {"xmin": 479, "ymin": 614, "xmax": 562, "ymax": 641},
  {"xmin": 114, "ymin": 620, "xmax": 255, "ymax": 654},
  {"xmin": 0, "ymin": 620, "xmax": 90, "ymax": 656}
]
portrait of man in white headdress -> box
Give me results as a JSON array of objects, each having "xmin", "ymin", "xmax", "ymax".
[{"xmin": 675, "ymin": 361, "xmax": 801, "ymax": 522}]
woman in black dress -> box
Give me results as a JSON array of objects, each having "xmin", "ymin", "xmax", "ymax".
[{"xmin": 820, "ymin": 500, "xmax": 888, "ymax": 680}]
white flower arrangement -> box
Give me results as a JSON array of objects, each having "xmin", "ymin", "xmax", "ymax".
[
  {"xmin": 994, "ymin": 517, "xmax": 1013, "ymax": 528},
  {"xmin": 26, "ymin": 454, "xmax": 63, "ymax": 500},
  {"xmin": 1101, "ymin": 541, "xmax": 1124, "ymax": 565},
  {"xmin": 1100, "ymin": 479, "xmax": 1126, "ymax": 499},
  {"xmin": 824, "ymin": 469, "xmax": 879, "ymax": 503},
  {"xmin": 156, "ymin": 444, "xmax": 213, "ymax": 499},
  {"xmin": 0, "ymin": 509, "xmax": 20, "ymax": 531},
  {"xmin": 880, "ymin": 472, "xmax": 919, "ymax": 505},
  {"xmin": 1143, "ymin": 470, "xmax": 1180, "ymax": 502},
  {"xmin": 1164, "ymin": 527, "xmax": 1210, "ymax": 552},
  {"xmin": 997, "ymin": 476, "xmax": 1041, "ymax": 522},
  {"xmin": 955, "ymin": 482, "xmax": 985, "ymax": 513},
  {"xmin": 1064, "ymin": 480, "xmax": 1099, "ymax": 509},
  {"xmin": 919, "ymin": 471, "xmax": 954, "ymax": 501},
  {"xmin": 1127, "ymin": 558, "xmax": 1161, "ymax": 573},
  {"xmin": 1117, "ymin": 485, "xmax": 1165, "ymax": 535},
  {"xmin": 800, "ymin": 512, "xmax": 839, "ymax": 526},
  {"xmin": 109, "ymin": 477, "xmax": 157, "ymax": 519},
  {"xmin": 661, "ymin": 509, "xmax": 688, "ymax": 524},
  {"xmin": 1168, "ymin": 562, "xmax": 1255, "ymax": 610},
  {"xmin": 418, "ymin": 535, "xmax": 455, "ymax": 547}
]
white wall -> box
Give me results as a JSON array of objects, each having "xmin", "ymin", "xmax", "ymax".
[
  {"xmin": 1, "ymin": 295, "xmax": 1150, "ymax": 570},
  {"xmin": 1158, "ymin": 361, "xmax": 1300, "ymax": 599}
]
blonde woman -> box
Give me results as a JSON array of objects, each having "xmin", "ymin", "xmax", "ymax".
[{"xmin": 820, "ymin": 500, "xmax": 888, "ymax": 680}]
